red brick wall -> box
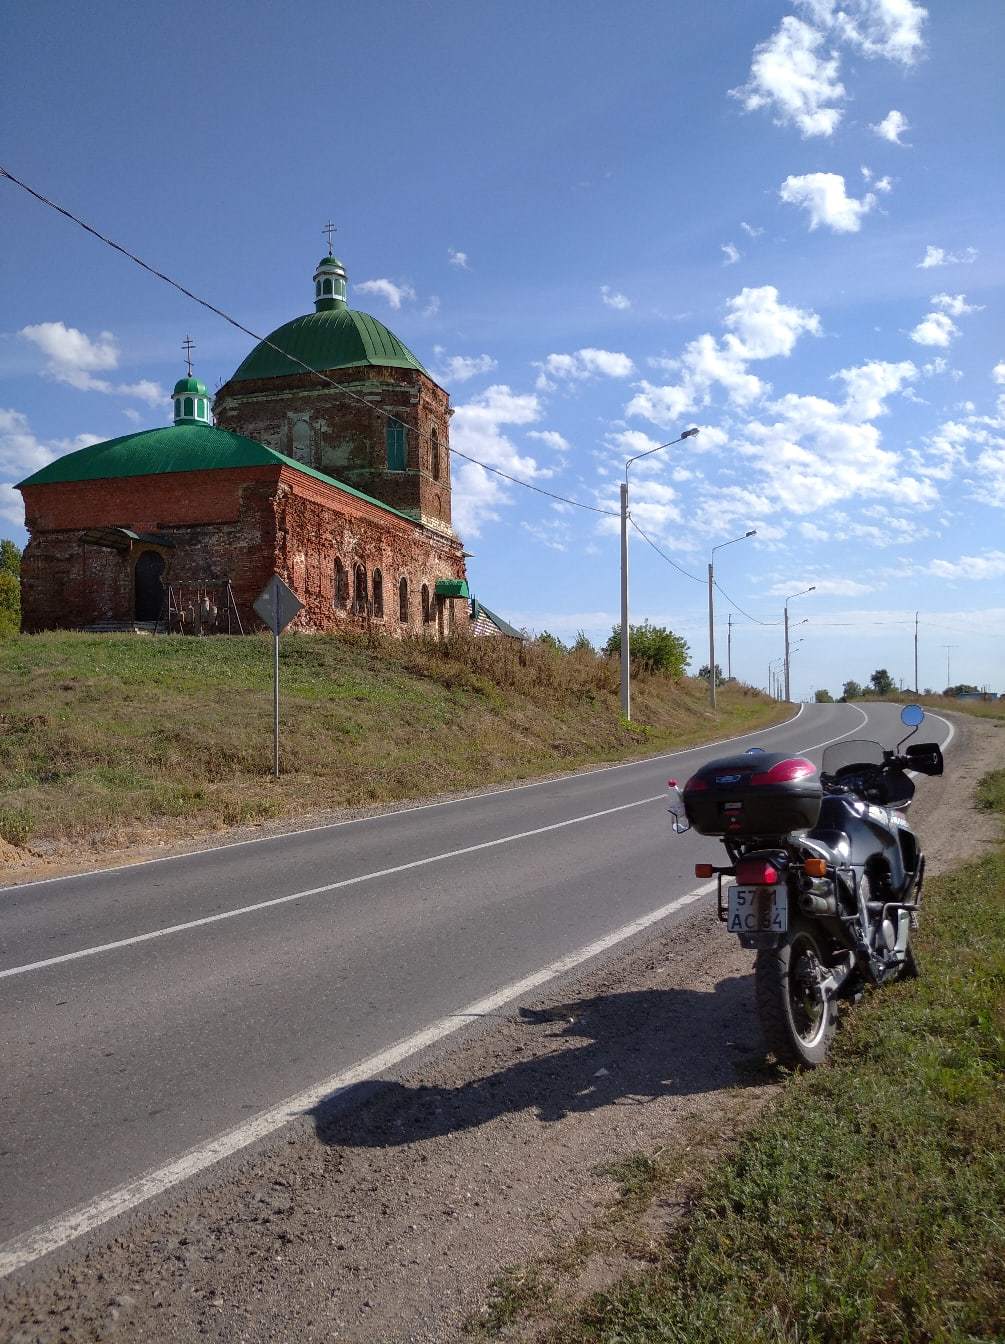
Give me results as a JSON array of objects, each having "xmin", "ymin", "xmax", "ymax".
[{"xmin": 214, "ymin": 365, "xmax": 455, "ymax": 532}]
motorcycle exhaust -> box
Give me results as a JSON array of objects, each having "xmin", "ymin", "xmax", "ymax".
[{"xmin": 799, "ymin": 891, "xmax": 837, "ymax": 915}]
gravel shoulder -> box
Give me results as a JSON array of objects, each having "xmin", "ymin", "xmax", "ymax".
[{"xmin": 3, "ymin": 711, "xmax": 1000, "ymax": 1344}]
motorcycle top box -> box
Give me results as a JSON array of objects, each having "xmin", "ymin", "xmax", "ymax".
[{"xmin": 682, "ymin": 752, "xmax": 822, "ymax": 837}]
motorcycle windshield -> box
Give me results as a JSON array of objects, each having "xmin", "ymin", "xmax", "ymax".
[{"xmin": 822, "ymin": 739, "xmax": 885, "ymax": 775}]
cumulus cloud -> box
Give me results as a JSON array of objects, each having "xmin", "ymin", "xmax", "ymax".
[
  {"xmin": 526, "ymin": 429, "xmax": 572, "ymax": 452},
  {"xmin": 730, "ymin": 15, "xmax": 845, "ymax": 137},
  {"xmin": 834, "ymin": 359, "xmax": 917, "ymax": 420},
  {"xmin": 740, "ymin": 221, "xmax": 764, "ymax": 237},
  {"xmin": 627, "ymin": 286, "xmax": 820, "ymax": 425},
  {"xmin": 0, "ymin": 407, "xmax": 104, "ymax": 525},
  {"xmin": 355, "ymin": 278, "xmax": 417, "ymax": 310},
  {"xmin": 18, "ymin": 321, "xmax": 165, "ymax": 405},
  {"xmin": 871, "ymin": 108, "xmax": 909, "ymax": 143},
  {"xmin": 993, "ymin": 362, "xmax": 1005, "ymax": 385},
  {"xmin": 930, "ymin": 292, "xmax": 982, "ymax": 317},
  {"xmin": 449, "ymin": 385, "xmax": 547, "ymax": 536},
  {"xmin": 721, "ymin": 243, "xmax": 741, "ymax": 265},
  {"xmin": 816, "ymin": 0, "xmax": 927, "ymax": 64},
  {"xmin": 910, "ymin": 312, "xmax": 958, "ymax": 347},
  {"xmin": 926, "ymin": 550, "xmax": 1005, "ymax": 581},
  {"xmin": 536, "ymin": 348, "xmax": 634, "ymax": 389},
  {"xmin": 766, "ymin": 575, "xmax": 874, "ymax": 597},
  {"xmin": 447, "ymin": 248, "xmax": 470, "ymax": 270},
  {"xmin": 779, "ymin": 172, "xmax": 877, "ymax": 232},
  {"xmin": 600, "ymin": 285, "xmax": 631, "ymax": 310},
  {"xmin": 430, "ymin": 349, "xmax": 497, "ymax": 384},
  {"xmin": 917, "ymin": 245, "xmax": 978, "ymax": 268}
]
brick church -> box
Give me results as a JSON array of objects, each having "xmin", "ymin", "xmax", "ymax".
[{"xmin": 17, "ymin": 249, "xmax": 473, "ymax": 637}]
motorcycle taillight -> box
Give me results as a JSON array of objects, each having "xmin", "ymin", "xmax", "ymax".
[
  {"xmin": 736, "ymin": 859, "xmax": 780, "ymax": 885},
  {"xmin": 749, "ymin": 757, "xmax": 816, "ymax": 786}
]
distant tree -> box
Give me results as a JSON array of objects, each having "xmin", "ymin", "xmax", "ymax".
[
  {"xmin": 869, "ymin": 668, "xmax": 896, "ymax": 695},
  {"xmin": 605, "ymin": 622, "xmax": 690, "ymax": 678},
  {"xmin": 571, "ymin": 630, "xmax": 594, "ymax": 654},
  {"xmin": 944, "ymin": 683, "xmax": 979, "ymax": 697},
  {"xmin": 815, "ymin": 688, "xmax": 834, "ymax": 703},
  {"xmin": 923, "ymin": 688, "xmax": 935, "ymax": 696},
  {"xmin": 537, "ymin": 630, "xmax": 567, "ymax": 653},
  {"xmin": 0, "ymin": 538, "xmax": 21, "ymax": 578},
  {"xmin": 842, "ymin": 679, "xmax": 864, "ymax": 701},
  {"xmin": 697, "ymin": 663, "xmax": 724, "ymax": 683}
]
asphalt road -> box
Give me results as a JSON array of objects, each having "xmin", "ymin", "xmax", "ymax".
[{"xmin": 0, "ymin": 700, "xmax": 952, "ymax": 1267}]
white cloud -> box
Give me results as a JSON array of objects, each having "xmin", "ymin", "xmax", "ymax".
[
  {"xmin": 18, "ymin": 322, "xmax": 165, "ymax": 404},
  {"xmin": 449, "ymin": 385, "xmax": 547, "ymax": 536},
  {"xmin": 721, "ymin": 243, "xmax": 741, "ymax": 266},
  {"xmin": 122, "ymin": 408, "xmax": 142, "ymax": 424},
  {"xmin": 423, "ymin": 295, "xmax": 441, "ymax": 318},
  {"xmin": 779, "ymin": 172, "xmax": 877, "ymax": 232},
  {"xmin": 993, "ymin": 362, "xmax": 1005, "ymax": 385},
  {"xmin": 766, "ymin": 575, "xmax": 874, "ymax": 597},
  {"xmin": 537, "ymin": 348, "xmax": 635, "ymax": 388},
  {"xmin": 930, "ymin": 292, "xmax": 982, "ymax": 317},
  {"xmin": 740, "ymin": 221, "xmax": 764, "ymax": 237},
  {"xmin": 917, "ymin": 245, "xmax": 978, "ymax": 269},
  {"xmin": 871, "ymin": 108, "xmax": 909, "ymax": 143},
  {"xmin": 826, "ymin": 0, "xmax": 927, "ymax": 65},
  {"xmin": 834, "ymin": 359, "xmax": 917, "ymax": 420},
  {"xmin": 430, "ymin": 350, "xmax": 497, "ymax": 384},
  {"xmin": 926, "ymin": 551, "xmax": 1005, "ymax": 582},
  {"xmin": 0, "ymin": 407, "xmax": 104, "ymax": 525},
  {"xmin": 910, "ymin": 312, "xmax": 958, "ymax": 347},
  {"xmin": 355, "ymin": 278, "xmax": 417, "ymax": 310},
  {"xmin": 447, "ymin": 248, "xmax": 470, "ymax": 270},
  {"xmin": 730, "ymin": 15, "xmax": 846, "ymax": 137},
  {"xmin": 859, "ymin": 166, "xmax": 892, "ymax": 192},
  {"xmin": 725, "ymin": 285, "xmax": 822, "ymax": 359},
  {"xmin": 526, "ymin": 429, "xmax": 571, "ymax": 453},
  {"xmin": 600, "ymin": 285, "xmax": 631, "ymax": 310}
]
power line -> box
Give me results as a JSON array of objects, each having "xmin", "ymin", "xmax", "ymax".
[
  {"xmin": 713, "ymin": 579, "xmax": 782, "ymax": 626},
  {"xmin": 0, "ymin": 164, "xmax": 616, "ymax": 521},
  {"xmin": 627, "ymin": 517, "xmax": 703, "ymax": 584}
]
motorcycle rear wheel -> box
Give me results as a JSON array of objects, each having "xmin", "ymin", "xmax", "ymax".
[{"xmin": 755, "ymin": 920, "xmax": 837, "ymax": 1068}]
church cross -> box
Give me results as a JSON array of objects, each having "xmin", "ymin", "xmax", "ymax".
[
  {"xmin": 182, "ymin": 335, "xmax": 195, "ymax": 377},
  {"xmin": 323, "ymin": 219, "xmax": 337, "ymax": 255}
]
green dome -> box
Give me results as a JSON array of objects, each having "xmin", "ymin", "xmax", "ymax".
[
  {"xmin": 228, "ymin": 307, "xmax": 428, "ymax": 384},
  {"xmin": 172, "ymin": 375, "xmax": 208, "ymax": 397},
  {"xmin": 316, "ymin": 255, "xmax": 344, "ymax": 269}
]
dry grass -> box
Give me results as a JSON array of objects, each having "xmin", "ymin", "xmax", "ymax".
[{"xmin": 0, "ymin": 631, "xmax": 788, "ymax": 868}]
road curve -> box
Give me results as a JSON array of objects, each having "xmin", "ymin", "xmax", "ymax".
[{"xmin": 0, "ymin": 701, "xmax": 952, "ymax": 1269}]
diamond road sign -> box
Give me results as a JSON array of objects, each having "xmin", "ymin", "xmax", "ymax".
[{"xmin": 254, "ymin": 574, "xmax": 304, "ymax": 635}]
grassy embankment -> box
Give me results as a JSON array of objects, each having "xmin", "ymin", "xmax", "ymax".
[
  {"xmin": 484, "ymin": 770, "xmax": 1005, "ymax": 1342},
  {"xmin": 853, "ymin": 690, "xmax": 1005, "ymax": 723},
  {"xmin": 0, "ymin": 631, "xmax": 788, "ymax": 866}
]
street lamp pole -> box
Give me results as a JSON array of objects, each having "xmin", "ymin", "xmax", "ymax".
[
  {"xmin": 784, "ymin": 586, "xmax": 815, "ymax": 702},
  {"xmin": 621, "ymin": 427, "xmax": 698, "ymax": 720},
  {"xmin": 708, "ymin": 530, "xmax": 756, "ymax": 708}
]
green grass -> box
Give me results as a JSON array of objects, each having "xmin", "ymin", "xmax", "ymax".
[
  {"xmin": 542, "ymin": 775, "xmax": 1005, "ymax": 1343},
  {"xmin": 0, "ymin": 631, "xmax": 788, "ymax": 862}
]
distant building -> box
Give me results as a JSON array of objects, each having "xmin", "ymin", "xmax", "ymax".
[{"xmin": 17, "ymin": 250, "xmax": 470, "ymax": 637}]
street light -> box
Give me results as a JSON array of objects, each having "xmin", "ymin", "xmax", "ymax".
[
  {"xmin": 784, "ymin": 587, "xmax": 815, "ymax": 702},
  {"xmin": 620, "ymin": 427, "xmax": 699, "ymax": 720},
  {"xmin": 708, "ymin": 530, "xmax": 757, "ymax": 708},
  {"xmin": 769, "ymin": 656, "xmax": 784, "ymax": 700}
]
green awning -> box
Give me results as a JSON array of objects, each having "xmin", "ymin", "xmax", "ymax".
[{"xmin": 435, "ymin": 578, "xmax": 469, "ymax": 599}]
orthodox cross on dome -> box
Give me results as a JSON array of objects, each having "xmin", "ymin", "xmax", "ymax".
[
  {"xmin": 182, "ymin": 335, "xmax": 195, "ymax": 377},
  {"xmin": 323, "ymin": 220, "xmax": 337, "ymax": 256}
]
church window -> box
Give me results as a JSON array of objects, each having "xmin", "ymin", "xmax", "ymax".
[
  {"xmin": 354, "ymin": 564, "xmax": 368, "ymax": 612},
  {"xmin": 184, "ymin": 396, "xmax": 194, "ymax": 418},
  {"xmin": 323, "ymin": 277, "xmax": 334, "ymax": 296},
  {"xmin": 386, "ymin": 419, "xmax": 407, "ymax": 471},
  {"xmin": 174, "ymin": 398, "xmax": 182, "ymax": 418},
  {"xmin": 421, "ymin": 583, "xmax": 431, "ymax": 623},
  {"xmin": 430, "ymin": 427, "xmax": 440, "ymax": 480},
  {"xmin": 291, "ymin": 417, "xmax": 311, "ymax": 462},
  {"xmin": 372, "ymin": 568, "xmax": 384, "ymax": 617},
  {"xmin": 197, "ymin": 398, "xmax": 206, "ymax": 420},
  {"xmin": 399, "ymin": 576, "xmax": 408, "ymax": 622},
  {"xmin": 334, "ymin": 559, "xmax": 348, "ymax": 609}
]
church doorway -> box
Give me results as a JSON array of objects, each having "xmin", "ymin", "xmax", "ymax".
[{"xmin": 134, "ymin": 550, "xmax": 166, "ymax": 621}]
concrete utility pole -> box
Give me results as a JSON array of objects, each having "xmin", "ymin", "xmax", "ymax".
[
  {"xmin": 942, "ymin": 644, "xmax": 958, "ymax": 690},
  {"xmin": 727, "ymin": 612, "xmax": 733, "ymax": 681},
  {"xmin": 620, "ymin": 428, "xmax": 699, "ymax": 721},
  {"xmin": 708, "ymin": 530, "xmax": 756, "ymax": 707},
  {"xmin": 784, "ymin": 586, "xmax": 815, "ymax": 701},
  {"xmin": 914, "ymin": 611, "xmax": 919, "ymax": 693}
]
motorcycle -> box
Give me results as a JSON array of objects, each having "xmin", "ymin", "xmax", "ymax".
[{"xmin": 666, "ymin": 705, "xmax": 944, "ymax": 1067}]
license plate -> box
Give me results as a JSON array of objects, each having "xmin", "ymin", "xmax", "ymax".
[{"xmin": 726, "ymin": 885, "xmax": 788, "ymax": 934}]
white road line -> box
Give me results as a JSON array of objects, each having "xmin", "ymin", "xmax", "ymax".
[
  {"xmin": 1, "ymin": 703, "xmax": 806, "ymax": 895},
  {"xmin": 0, "ymin": 879, "xmax": 717, "ymax": 1279},
  {"xmin": 0, "ymin": 704, "xmax": 865, "ymax": 983}
]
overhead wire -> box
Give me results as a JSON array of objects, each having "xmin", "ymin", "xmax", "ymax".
[
  {"xmin": 627, "ymin": 517, "xmax": 703, "ymax": 584},
  {"xmin": 0, "ymin": 164, "xmax": 618, "ymax": 521},
  {"xmin": 712, "ymin": 579, "xmax": 782, "ymax": 626}
]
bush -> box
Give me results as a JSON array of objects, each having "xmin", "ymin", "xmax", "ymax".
[
  {"xmin": 815, "ymin": 688, "xmax": 834, "ymax": 702},
  {"xmin": 604, "ymin": 622, "xmax": 690, "ymax": 678},
  {"xmin": 0, "ymin": 570, "xmax": 19, "ymax": 639}
]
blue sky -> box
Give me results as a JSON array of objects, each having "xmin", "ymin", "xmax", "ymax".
[{"xmin": 2, "ymin": 0, "xmax": 1002, "ymax": 696}]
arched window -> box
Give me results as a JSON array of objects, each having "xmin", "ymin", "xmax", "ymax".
[
  {"xmin": 197, "ymin": 398, "xmax": 206, "ymax": 420},
  {"xmin": 421, "ymin": 583, "xmax": 431, "ymax": 624},
  {"xmin": 174, "ymin": 398, "xmax": 182, "ymax": 418},
  {"xmin": 334, "ymin": 559, "xmax": 348, "ymax": 609},
  {"xmin": 184, "ymin": 396, "xmax": 194, "ymax": 418},
  {"xmin": 386, "ymin": 419, "xmax": 407, "ymax": 471},
  {"xmin": 315, "ymin": 280, "xmax": 322, "ymax": 299},
  {"xmin": 291, "ymin": 417, "xmax": 311, "ymax": 462},
  {"xmin": 323, "ymin": 277, "xmax": 334, "ymax": 295},
  {"xmin": 354, "ymin": 564, "xmax": 368, "ymax": 612},
  {"xmin": 333, "ymin": 277, "xmax": 346, "ymax": 301},
  {"xmin": 398, "ymin": 576, "xmax": 408, "ymax": 623},
  {"xmin": 372, "ymin": 568, "xmax": 383, "ymax": 617},
  {"xmin": 430, "ymin": 427, "xmax": 440, "ymax": 480}
]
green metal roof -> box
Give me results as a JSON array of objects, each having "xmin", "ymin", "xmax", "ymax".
[
  {"xmin": 316, "ymin": 256, "xmax": 344, "ymax": 268},
  {"xmin": 228, "ymin": 307, "xmax": 428, "ymax": 383},
  {"xmin": 172, "ymin": 375, "xmax": 207, "ymax": 396},
  {"xmin": 435, "ymin": 578, "xmax": 469, "ymax": 599},
  {"xmin": 16, "ymin": 422, "xmax": 416, "ymax": 524}
]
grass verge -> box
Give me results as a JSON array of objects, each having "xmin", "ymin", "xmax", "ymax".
[
  {"xmin": 0, "ymin": 631, "xmax": 788, "ymax": 867},
  {"xmin": 535, "ymin": 770, "xmax": 1005, "ymax": 1343}
]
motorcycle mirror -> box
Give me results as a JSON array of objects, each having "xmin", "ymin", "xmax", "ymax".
[{"xmin": 900, "ymin": 704, "xmax": 925, "ymax": 728}]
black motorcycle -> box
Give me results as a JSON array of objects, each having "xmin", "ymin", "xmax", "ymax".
[{"xmin": 667, "ymin": 705, "xmax": 944, "ymax": 1067}]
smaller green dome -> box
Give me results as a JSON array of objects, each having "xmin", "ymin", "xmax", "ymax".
[
  {"xmin": 173, "ymin": 375, "xmax": 208, "ymax": 397},
  {"xmin": 317, "ymin": 256, "xmax": 344, "ymax": 269}
]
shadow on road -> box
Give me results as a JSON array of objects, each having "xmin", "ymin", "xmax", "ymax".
[{"xmin": 309, "ymin": 974, "xmax": 769, "ymax": 1150}]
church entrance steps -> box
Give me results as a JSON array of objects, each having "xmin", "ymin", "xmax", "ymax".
[{"xmin": 82, "ymin": 620, "xmax": 162, "ymax": 635}]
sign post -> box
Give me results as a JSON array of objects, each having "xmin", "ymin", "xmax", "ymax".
[{"xmin": 253, "ymin": 575, "xmax": 305, "ymax": 778}]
